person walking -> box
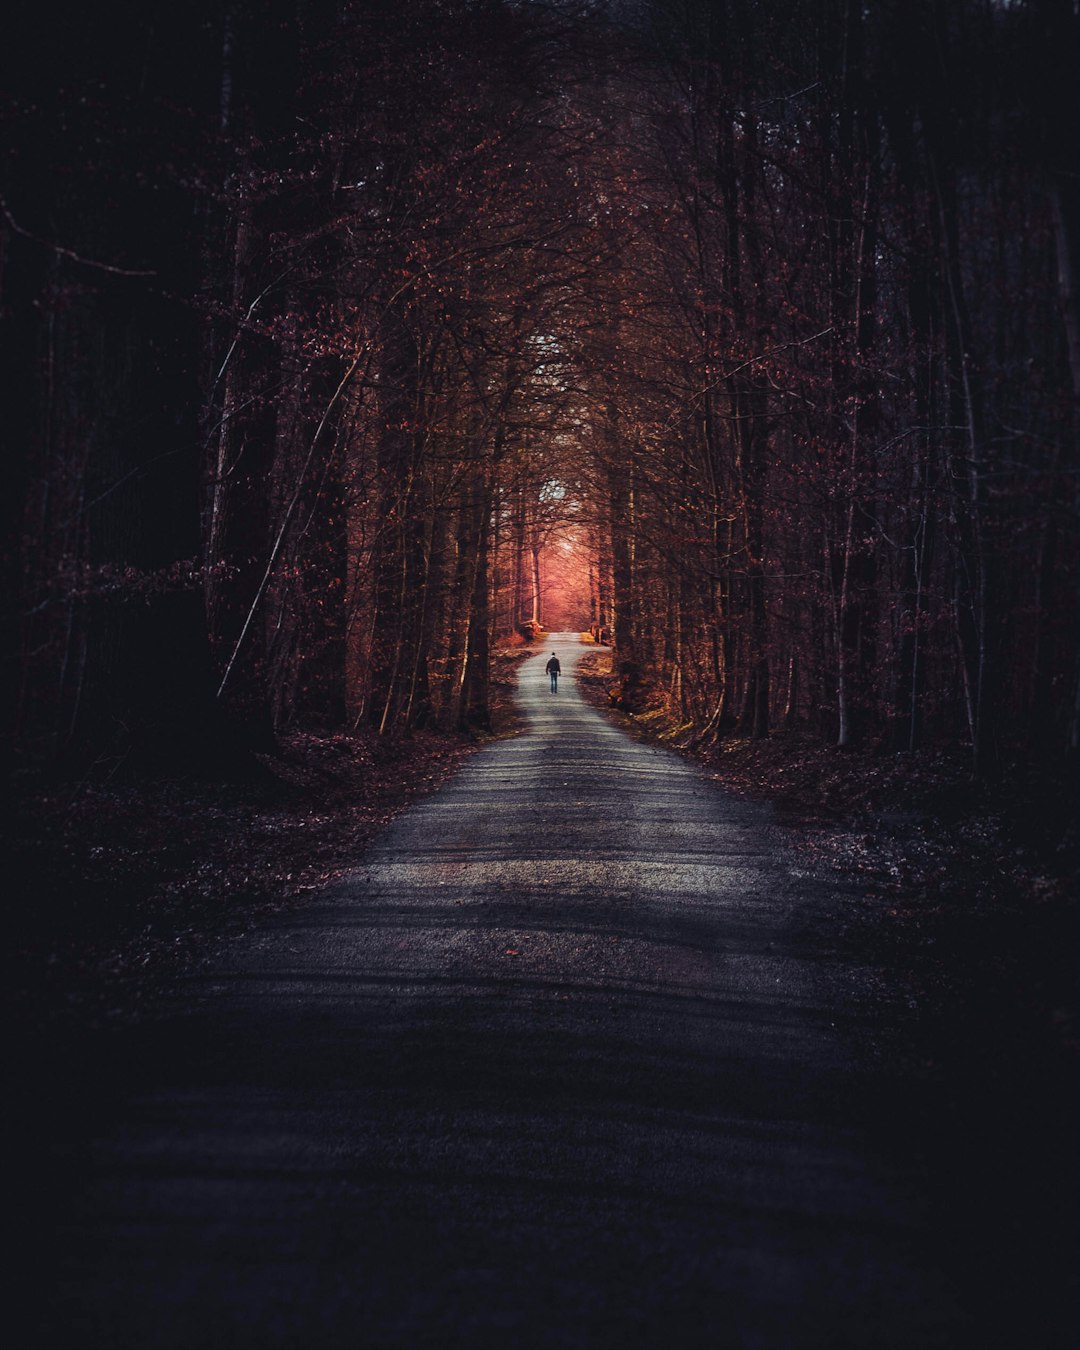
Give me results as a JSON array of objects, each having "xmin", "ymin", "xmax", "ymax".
[{"xmin": 545, "ymin": 652, "xmax": 561, "ymax": 692}]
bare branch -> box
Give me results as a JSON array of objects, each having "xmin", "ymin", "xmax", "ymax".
[{"xmin": 0, "ymin": 196, "xmax": 157, "ymax": 277}]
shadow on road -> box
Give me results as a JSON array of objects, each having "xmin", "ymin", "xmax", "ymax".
[{"xmin": 25, "ymin": 636, "xmax": 970, "ymax": 1349}]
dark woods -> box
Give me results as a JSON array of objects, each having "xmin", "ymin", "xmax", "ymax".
[{"xmin": 4, "ymin": 0, "xmax": 1079, "ymax": 785}]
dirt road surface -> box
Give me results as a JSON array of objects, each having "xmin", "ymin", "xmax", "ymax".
[{"xmin": 33, "ymin": 635, "xmax": 964, "ymax": 1348}]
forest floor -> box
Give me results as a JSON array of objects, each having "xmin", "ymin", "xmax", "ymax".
[
  {"xmin": 577, "ymin": 644, "xmax": 1080, "ymax": 1338},
  {"xmin": 575, "ymin": 647, "xmax": 1080, "ymax": 1070},
  {"xmin": 14, "ymin": 641, "xmax": 1077, "ymax": 1105},
  {"xmin": 8, "ymin": 648, "xmax": 532, "ymax": 1038},
  {"xmin": 9, "ymin": 639, "xmax": 1079, "ymax": 1341}
]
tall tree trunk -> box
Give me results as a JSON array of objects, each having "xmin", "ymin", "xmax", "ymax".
[{"xmin": 460, "ymin": 477, "xmax": 493, "ymax": 731}]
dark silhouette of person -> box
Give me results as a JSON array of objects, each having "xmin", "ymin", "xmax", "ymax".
[{"xmin": 545, "ymin": 653, "xmax": 561, "ymax": 692}]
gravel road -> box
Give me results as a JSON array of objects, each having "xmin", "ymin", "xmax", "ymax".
[{"xmin": 40, "ymin": 635, "xmax": 965, "ymax": 1348}]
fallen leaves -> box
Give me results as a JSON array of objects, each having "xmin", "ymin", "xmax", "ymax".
[{"xmin": 11, "ymin": 726, "xmax": 482, "ymax": 1031}]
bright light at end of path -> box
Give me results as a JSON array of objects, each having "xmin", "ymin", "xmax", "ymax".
[{"xmin": 542, "ymin": 531, "xmax": 591, "ymax": 630}]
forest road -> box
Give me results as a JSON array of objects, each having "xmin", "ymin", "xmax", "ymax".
[{"xmin": 38, "ymin": 634, "xmax": 966, "ymax": 1349}]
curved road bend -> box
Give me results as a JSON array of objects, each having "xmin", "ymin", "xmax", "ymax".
[{"xmin": 45, "ymin": 634, "xmax": 963, "ymax": 1348}]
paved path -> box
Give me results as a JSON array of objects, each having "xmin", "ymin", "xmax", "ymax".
[{"xmin": 42, "ymin": 635, "xmax": 963, "ymax": 1347}]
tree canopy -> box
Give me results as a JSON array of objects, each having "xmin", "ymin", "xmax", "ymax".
[{"xmin": 5, "ymin": 0, "xmax": 1079, "ymax": 779}]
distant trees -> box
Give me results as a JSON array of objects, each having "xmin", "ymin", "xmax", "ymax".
[
  {"xmin": 5, "ymin": 0, "xmax": 1077, "ymax": 783},
  {"xmin": 579, "ymin": 0, "xmax": 1080, "ymax": 775},
  {"xmin": 197, "ymin": 0, "xmax": 603, "ymax": 737},
  {"xmin": 4, "ymin": 0, "xmax": 229, "ymax": 775}
]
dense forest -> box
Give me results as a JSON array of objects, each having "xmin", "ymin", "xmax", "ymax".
[{"xmin": 4, "ymin": 0, "xmax": 1079, "ymax": 786}]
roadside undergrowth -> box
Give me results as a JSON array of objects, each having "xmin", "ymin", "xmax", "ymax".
[
  {"xmin": 576, "ymin": 648, "xmax": 1078, "ymax": 1064},
  {"xmin": 8, "ymin": 647, "xmax": 532, "ymax": 1033}
]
